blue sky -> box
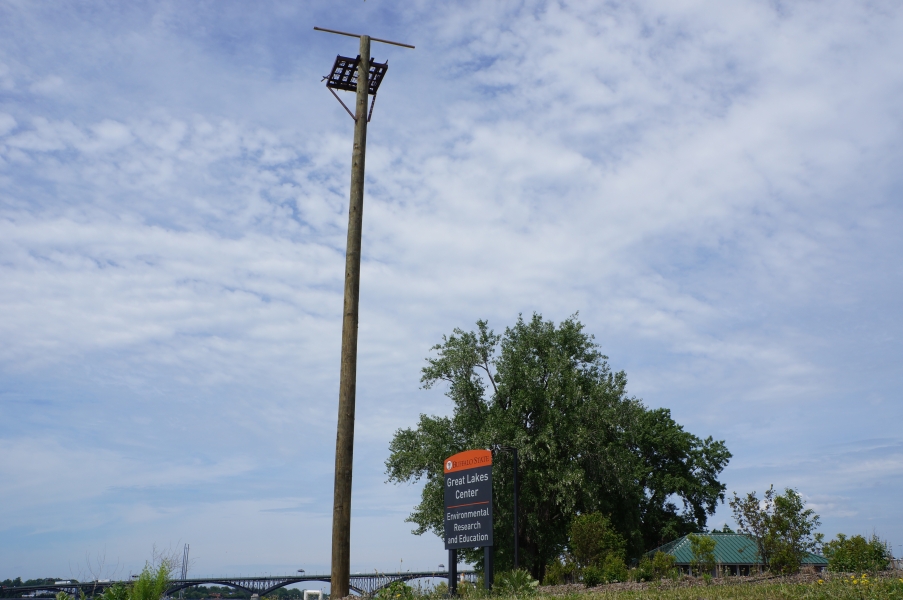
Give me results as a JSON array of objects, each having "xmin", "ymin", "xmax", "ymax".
[{"xmin": 2, "ymin": 0, "xmax": 903, "ymax": 581}]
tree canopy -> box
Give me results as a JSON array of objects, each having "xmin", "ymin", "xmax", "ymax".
[
  {"xmin": 729, "ymin": 486, "xmax": 823, "ymax": 574},
  {"xmin": 385, "ymin": 314, "xmax": 731, "ymax": 580}
]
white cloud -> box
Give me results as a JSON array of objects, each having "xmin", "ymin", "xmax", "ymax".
[
  {"xmin": 1, "ymin": 0, "xmax": 902, "ymax": 577},
  {"xmin": 0, "ymin": 113, "xmax": 16, "ymax": 136},
  {"xmin": 29, "ymin": 75, "xmax": 64, "ymax": 95}
]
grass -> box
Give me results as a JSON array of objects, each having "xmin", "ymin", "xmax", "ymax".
[
  {"xmin": 421, "ymin": 572, "xmax": 903, "ymax": 600},
  {"xmin": 539, "ymin": 573, "xmax": 903, "ymax": 600}
]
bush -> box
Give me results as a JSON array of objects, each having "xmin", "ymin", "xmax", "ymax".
[
  {"xmin": 687, "ymin": 534, "xmax": 716, "ymax": 577},
  {"xmin": 494, "ymin": 569, "xmax": 538, "ymax": 595},
  {"xmin": 824, "ymin": 533, "xmax": 892, "ymax": 572},
  {"xmin": 544, "ymin": 556, "xmax": 579, "ymax": 585},
  {"xmin": 100, "ymin": 585, "xmax": 130, "ymax": 600},
  {"xmin": 569, "ymin": 513, "xmax": 626, "ymax": 569},
  {"xmin": 600, "ymin": 554, "xmax": 628, "ymax": 583},
  {"xmin": 730, "ymin": 486, "xmax": 822, "ymax": 575},
  {"xmin": 375, "ymin": 580, "xmax": 415, "ymax": 600},
  {"xmin": 651, "ymin": 551, "xmax": 677, "ymax": 579},
  {"xmin": 582, "ymin": 566, "xmax": 604, "ymax": 588},
  {"xmin": 631, "ymin": 556, "xmax": 654, "ymax": 582},
  {"xmin": 130, "ymin": 563, "xmax": 171, "ymax": 600}
]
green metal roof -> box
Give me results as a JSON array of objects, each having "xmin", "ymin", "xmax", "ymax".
[{"xmin": 647, "ymin": 533, "xmax": 828, "ymax": 566}]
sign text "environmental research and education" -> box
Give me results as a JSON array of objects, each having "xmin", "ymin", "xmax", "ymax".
[{"xmin": 443, "ymin": 449, "xmax": 493, "ymax": 549}]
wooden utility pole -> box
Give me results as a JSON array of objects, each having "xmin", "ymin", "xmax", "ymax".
[
  {"xmin": 314, "ymin": 26, "xmax": 413, "ymax": 599},
  {"xmin": 331, "ymin": 33, "xmax": 370, "ymax": 600}
]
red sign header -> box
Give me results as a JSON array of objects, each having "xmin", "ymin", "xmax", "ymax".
[{"xmin": 444, "ymin": 449, "xmax": 492, "ymax": 474}]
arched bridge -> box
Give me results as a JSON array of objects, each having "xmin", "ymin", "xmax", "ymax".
[{"xmin": 1, "ymin": 572, "xmax": 478, "ymax": 598}]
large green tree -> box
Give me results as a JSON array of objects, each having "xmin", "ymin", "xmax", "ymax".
[{"xmin": 385, "ymin": 314, "xmax": 731, "ymax": 580}]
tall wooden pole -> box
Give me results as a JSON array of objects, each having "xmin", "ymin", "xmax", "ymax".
[{"xmin": 331, "ymin": 34, "xmax": 370, "ymax": 600}]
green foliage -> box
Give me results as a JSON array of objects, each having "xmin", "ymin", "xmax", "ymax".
[
  {"xmin": 569, "ymin": 513, "xmax": 626, "ymax": 568},
  {"xmin": 631, "ymin": 553, "xmax": 679, "ymax": 583},
  {"xmin": 452, "ymin": 579, "xmax": 486, "ymax": 599},
  {"xmin": 542, "ymin": 556, "xmax": 578, "ymax": 585},
  {"xmin": 824, "ymin": 533, "xmax": 892, "ymax": 572},
  {"xmin": 130, "ymin": 562, "xmax": 172, "ymax": 600},
  {"xmin": 176, "ymin": 586, "xmax": 253, "ymax": 599},
  {"xmin": 99, "ymin": 585, "xmax": 130, "ymax": 600},
  {"xmin": 374, "ymin": 581, "xmax": 415, "ymax": 600},
  {"xmin": 687, "ymin": 533, "xmax": 716, "ymax": 576},
  {"xmin": 631, "ymin": 557, "xmax": 655, "ymax": 583},
  {"xmin": 581, "ymin": 566, "xmax": 604, "ymax": 588},
  {"xmin": 494, "ymin": 569, "xmax": 539, "ymax": 595},
  {"xmin": 580, "ymin": 555, "xmax": 628, "ymax": 587},
  {"xmin": 729, "ymin": 486, "xmax": 822, "ymax": 574},
  {"xmin": 600, "ymin": 554, "xmax": 628, "ymax": 583},
  {"xmin": 651, "ymin": 551, "xmax": 678, "ymax": 579},
  {"xmin": 385, "ymin": 314, "xmax": 731, "ymax": 579}
]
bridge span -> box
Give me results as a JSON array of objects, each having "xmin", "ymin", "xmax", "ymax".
[{"xmin": 0, "ymin": 571, "xmax": 478, "ymax": 598}]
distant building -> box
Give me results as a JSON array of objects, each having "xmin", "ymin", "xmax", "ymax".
[{"xmin": 646, "ymin": 532, "xmax": 828, "ymax": 576}]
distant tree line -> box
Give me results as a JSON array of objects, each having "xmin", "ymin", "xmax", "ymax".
[{"xmin": 176, "ymin": 586, "xmax": 309, "ymax": 600}]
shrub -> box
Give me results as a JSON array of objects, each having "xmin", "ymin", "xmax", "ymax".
[
  {"xmin": 543, "ymin": 556, "xmax": 578, "ymax": 585},
  {"xmin": 375, "ymin": 580, "xmax": 415, "ymax": 600},
  {"xmin": 824, "ymin": 533, "xmax": 892, "ymax": 572},
  {"xmin": 631, "ymin": 556, "xmax": 654, "ymax": 582},
  {"xmin": 730, "ymin": 486, "xmax": 822, "ymax": 575},
  {"xmin": 130, "ymin": 562, "xmax": 172, "ymax": 600},
  {"xmin": 582, "ymin": 566, "xmax": 604, "ymax": 588},
  {"xmin": 494, "ymin": 569, "xmax": 538, "ymax": 595},
  {"xmin": 687, "ymin": 534, "xmax": 716, "ymax": 577},
  {"xmin": 600, "ymin": 554, "xmax": 628, "ymax": 583},
  {"xmin": 569, "ymin": 513, "xmax": 626, "ymax": 568},
  {"xmin": 651, "ymin": 551, "xmax": 677, "ymax": 579},
  {"xmin": 100, "ymin": 585, "xmax": 130, "ymax": 600}
]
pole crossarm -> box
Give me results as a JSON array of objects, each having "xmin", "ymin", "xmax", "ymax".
[
  {"xmin": 313, "ymin": 27, "xmax": 414, "ymax": 49},
  {"xmin": 0, "ymin": 572, "xmax": 477, "ymax": 599}
]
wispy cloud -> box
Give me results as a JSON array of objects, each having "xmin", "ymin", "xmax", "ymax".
[{"xmin": 1, "ymin": 0, "xmax": 902, "ymax": 577}]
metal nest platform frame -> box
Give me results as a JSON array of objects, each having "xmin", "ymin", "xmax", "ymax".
[{"xmin": 323, "ymin": 55, "xmax": 388, "ymax": 122}]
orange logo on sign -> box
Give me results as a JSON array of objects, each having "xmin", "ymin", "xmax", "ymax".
[{"xmin": 444, "ymin": 449, "xmax": 492, "ymax": 473}]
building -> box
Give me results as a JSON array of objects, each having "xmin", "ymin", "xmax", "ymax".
[{"xmin": 647, "ymin": 532, "xmax": 828, "ymax": 576}]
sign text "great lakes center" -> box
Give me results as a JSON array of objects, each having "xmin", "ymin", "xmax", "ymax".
[{"xmin": 443, "ymin": 449, "xmax": 493, "ymax": 549}]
